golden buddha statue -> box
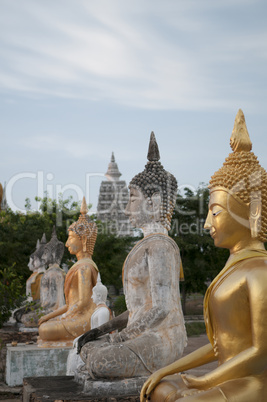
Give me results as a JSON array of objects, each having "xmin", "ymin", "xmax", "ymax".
[
  {"xmin": 140, "ymin": 109, "xmax": 267, "ymax": 402},
  {"xmin": 38, "ymin": 197, "xmax": 98, "ymax": 346}
]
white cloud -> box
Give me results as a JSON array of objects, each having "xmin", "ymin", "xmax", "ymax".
[{"xmin": 0, "ymin": 0, "xmax": 266, "ymax": 111}]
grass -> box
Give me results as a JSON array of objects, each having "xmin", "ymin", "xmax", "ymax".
[{"xmin": 185, "ymin": 321, "xmax": 206, "ymax": 337}]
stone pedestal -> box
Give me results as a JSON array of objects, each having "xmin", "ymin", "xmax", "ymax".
[
  {"xmin": 75, "ymin": 370, "xmax": 148, "ymax": 398},
  {"xmin": 5, "ymin": 343, "xmax": 72, "ymax": 386},
  {"xmin": 23, "ymin": 375, "xmax": 144, "ymax": 401}
]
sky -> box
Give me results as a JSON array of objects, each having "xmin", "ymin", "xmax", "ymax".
[{"xmin": 1, "ymin": 0, "xmax": 267, "ymax": 214}]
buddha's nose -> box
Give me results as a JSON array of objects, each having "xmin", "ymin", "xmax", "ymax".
[
  {"xmin": 124, "ymin": 200, "xmax": 130, "ymax": 216},
  {"xmin": 204, "ymin": 211, "xmax": 212, "ymax": 230}
]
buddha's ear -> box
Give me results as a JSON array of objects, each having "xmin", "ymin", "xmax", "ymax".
[
  {"xmin": 249, "ymin": 196, "xmax": 261, "ymax": 238},
  {"xmin": 81, "ymin": 235, "xmax": 87, "ymax": 252},
  {"xmin": 151, "ymin": 192, "xmax": 161, "ymax": 220}
]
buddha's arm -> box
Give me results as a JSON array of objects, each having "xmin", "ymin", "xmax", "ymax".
[
  {"xmin": 38, "ymin": 304, "xmax": 68, "ymax": 325},
  {"xmin": 140, "ymin": 343, "xmax": 216, "ymax": 401},
  {"xmin": 183, "ymin": 268, "xmax": 267, "ymax": 390},
  {"xmin": 77, "ymin": 310, "xmax": 129, "ymax": 352},
  {"xmin": 64, "ymin": 266, "xmax": 93, "ymax": 317}
]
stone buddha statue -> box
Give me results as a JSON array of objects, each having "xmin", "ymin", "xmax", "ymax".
[
  {"xmin": 14, "ymin": 234, "xmax": 47, "ymax": 325},
  {"xmin": 21, "ymin": 228, "xmax": 65, "ymax": 327},
  {"xmin": 38, "ymin": 198, "xmax": 98, "ymax": 346},
  {"xmin": 27, "ymin": 234, "xmax": 47, "ymax": 301},
  {"xmin": 78, "ymin": 132, "xmax": 186, "ymax": 379},
  {"xmin": 40, "ymin": 226, "xmax": 66, "ymax": 315},
  {"xmin": 67, "ymin": 274, "xmax": 111, "ymax": 375},
  {"xmin": 141, "ymin": 110, "xmax": 267, "ymax": 402}
]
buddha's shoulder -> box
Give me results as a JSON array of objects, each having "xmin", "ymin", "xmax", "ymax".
[
  {"xmin": 240, "ymin": 255, "xmax": 267, "ymax": 270},
  {"xmin": 239, "ymin": 256, "xmax": 267, "ymax": 282},
  {"xmin": 139, "ymin": 234, "xmax": 179, "ymax": 252},
  {"xmin": 69, "ymin": 259, "xmax": 98, "ymax": 272}
]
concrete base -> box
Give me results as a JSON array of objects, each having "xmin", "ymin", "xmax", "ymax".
[
  {"xmin": 5, "ymin": 343, "xmax": 72, "ymax": 386},
  {"xmin": 75, "ymin": 370, "xmax": 148, "ymax": 397},
  {"xmin": 23, "ymin": 375, "xmax": 143, "ymax": 401}
]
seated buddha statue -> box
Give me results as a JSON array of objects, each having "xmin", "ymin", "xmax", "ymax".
[
  {"xmin": 14, "ymin": 234, "xmax": 47, "ymax": 325},
  {"xmin": 67, "ymin": 274, "xmax": 111, "ymax": 375},
  {"xmin": 38, "ymin": 198, "xmax": 98, "ymax": 346},
  {"xmin": 140, "ymin": 109, "xmax": 267, "ymax": 402},
  {"xmin": 78, "ymin": 132, "xmax": 186, "ymax": 378},
  {"xmin": 40, "ymin": 226, "xmax": 66, "ymax": 315},
  {"xmin": 27, "ymin": 234, "xmax": 47, "ymax": 301}
]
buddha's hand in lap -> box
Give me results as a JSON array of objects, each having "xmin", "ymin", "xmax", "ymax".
[
  {"xmin": 181, "ymin": 374, "xmax": 208, "ymax": 390},
  {"xmin": 38, "ymin": 315, "xmax": 48, "ymax": 325},
  {"xmin": 140, "ymin": 369, "xmax": 165, "ymax": 402}
]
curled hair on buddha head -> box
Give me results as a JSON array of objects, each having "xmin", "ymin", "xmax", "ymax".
[
  {"xmin": 209, "ymin": 109, "xmax": 267, "ymax": 242},
  {"xmin": 129, "ymin": 132, "xmax": 178, "ymax": 231},
  {"xmin": 68, "ymin": 196, "xmax": 97, "ymax": 256}
]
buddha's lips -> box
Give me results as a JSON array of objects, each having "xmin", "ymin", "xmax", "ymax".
[{"xmin": 210, "ymin": 230, "xmax": 216, "ymax": 238}]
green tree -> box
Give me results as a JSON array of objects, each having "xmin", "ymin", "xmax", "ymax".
[
  {"xmin": 0, "ymin": 195, "xmax": 134, "ymax": 306},
  {"xmin": 0, "ymin": 265, "xmax": 25, "ymax": 327},
  {"xmin": 170, "ymin": 185, "xmax": 228, "ymax": 313}
]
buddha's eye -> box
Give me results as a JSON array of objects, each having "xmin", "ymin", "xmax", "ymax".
[{"xmin": 212, "ymin": 209, "xmax": 222, "ymax": 216}]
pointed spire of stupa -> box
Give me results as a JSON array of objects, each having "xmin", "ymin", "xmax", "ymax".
[
  {"xmin": 80, "ymin": 196, "xmax": 88, "ymax": 215},
  {"xmin": 230, "ymin": 109, "xmax": 252, "ymax": 152},
  {"xmin": 147, "ymin": 131, "xmax": 160, "ymax": 161},
  {"xmin": 105, "ymin": 152, "xmax": 122, "ymax": 181}
]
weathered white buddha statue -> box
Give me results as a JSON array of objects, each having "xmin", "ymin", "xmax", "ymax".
[
  {"xmin": 14, "ymin": 234, "xmax": 47, "ymax": 325},
  {"xmin": 78, "ymin": 132, "xmax": 186, "ymax": 379},
  {"xmin": 26, "ymin": 234, "xmax": 47, "ymax": 301},
  {"xmin": 141, "ymin": 110, "xmax": 267, "ymax": 401},
  {"xmin": 67, "ymin": 274, "xmax": 111, "ymax": 375},
  {"xmin": 40, "ymin": 226, "xmax": 66, "ymax": 315}
]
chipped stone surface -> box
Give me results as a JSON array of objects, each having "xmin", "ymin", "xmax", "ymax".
[
  {"xmin": 5, "ymin": 343, "xmax": 71, "ymax": 386},
  {"xmin": 40, "ymin": 264, "xmax": 66, "ymax": 314},
  {"xmin": 77, "ymin": 374, "xmax": 148, "ymax": 397},
  {"xmin": 23, "ymin": 375, "xmax": 144, "ymax": 401},
  {"xmin": 81, "ymin": 234, "xmax": 186, "ymax": 378}
]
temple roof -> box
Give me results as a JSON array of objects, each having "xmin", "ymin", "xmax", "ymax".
[{"xmin": 105, "ymin": 152, "xmax": 122, "ymax": 181}]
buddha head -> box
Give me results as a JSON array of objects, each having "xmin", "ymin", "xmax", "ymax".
[
  {"xmin": 66, "ymin": 197, "xmax": 97, "ymax": 258},
  {"xmin": 126, "ymin": 132, "xmax": 178, "ymax": 231},
  {"xmin": 92, "ymin": 274, "xmax": 108, "ymax": 305},
  {"xmin": 42, "ymin": 226, "xmax": 65, "ymax": 266},
  {"xmin": 31, "ymin": 233, "xmax": 47, "ymax": 271},
  {"xmin": 205, "ymin": 109, "xmax": 267, "ymax": 251}
]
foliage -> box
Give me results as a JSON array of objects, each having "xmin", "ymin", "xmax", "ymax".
[
  {"xmin": 0, "ymin": 265, "xmax": 25, "ymax": 328},
  {"xmin": 113, "ymin": 294, "xmax": 127, "ymax": 316},
  {"xmin": 0, "ymin": 195, "xmax": 134, "ymax": 303},
  {"xmin": 170, "ymin": 184, "xmax": 228, "ymax": 313},
  {"xmin": 0, "ymin": 195, "xmax": 81, "ymax": 281},
  {"xmin": 185, "ymin": 321, "xmax": 206, "ymax": 337},
  {"xmin": 94, "ymin": 225, "xmax": 134, "ymax": 292}
]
